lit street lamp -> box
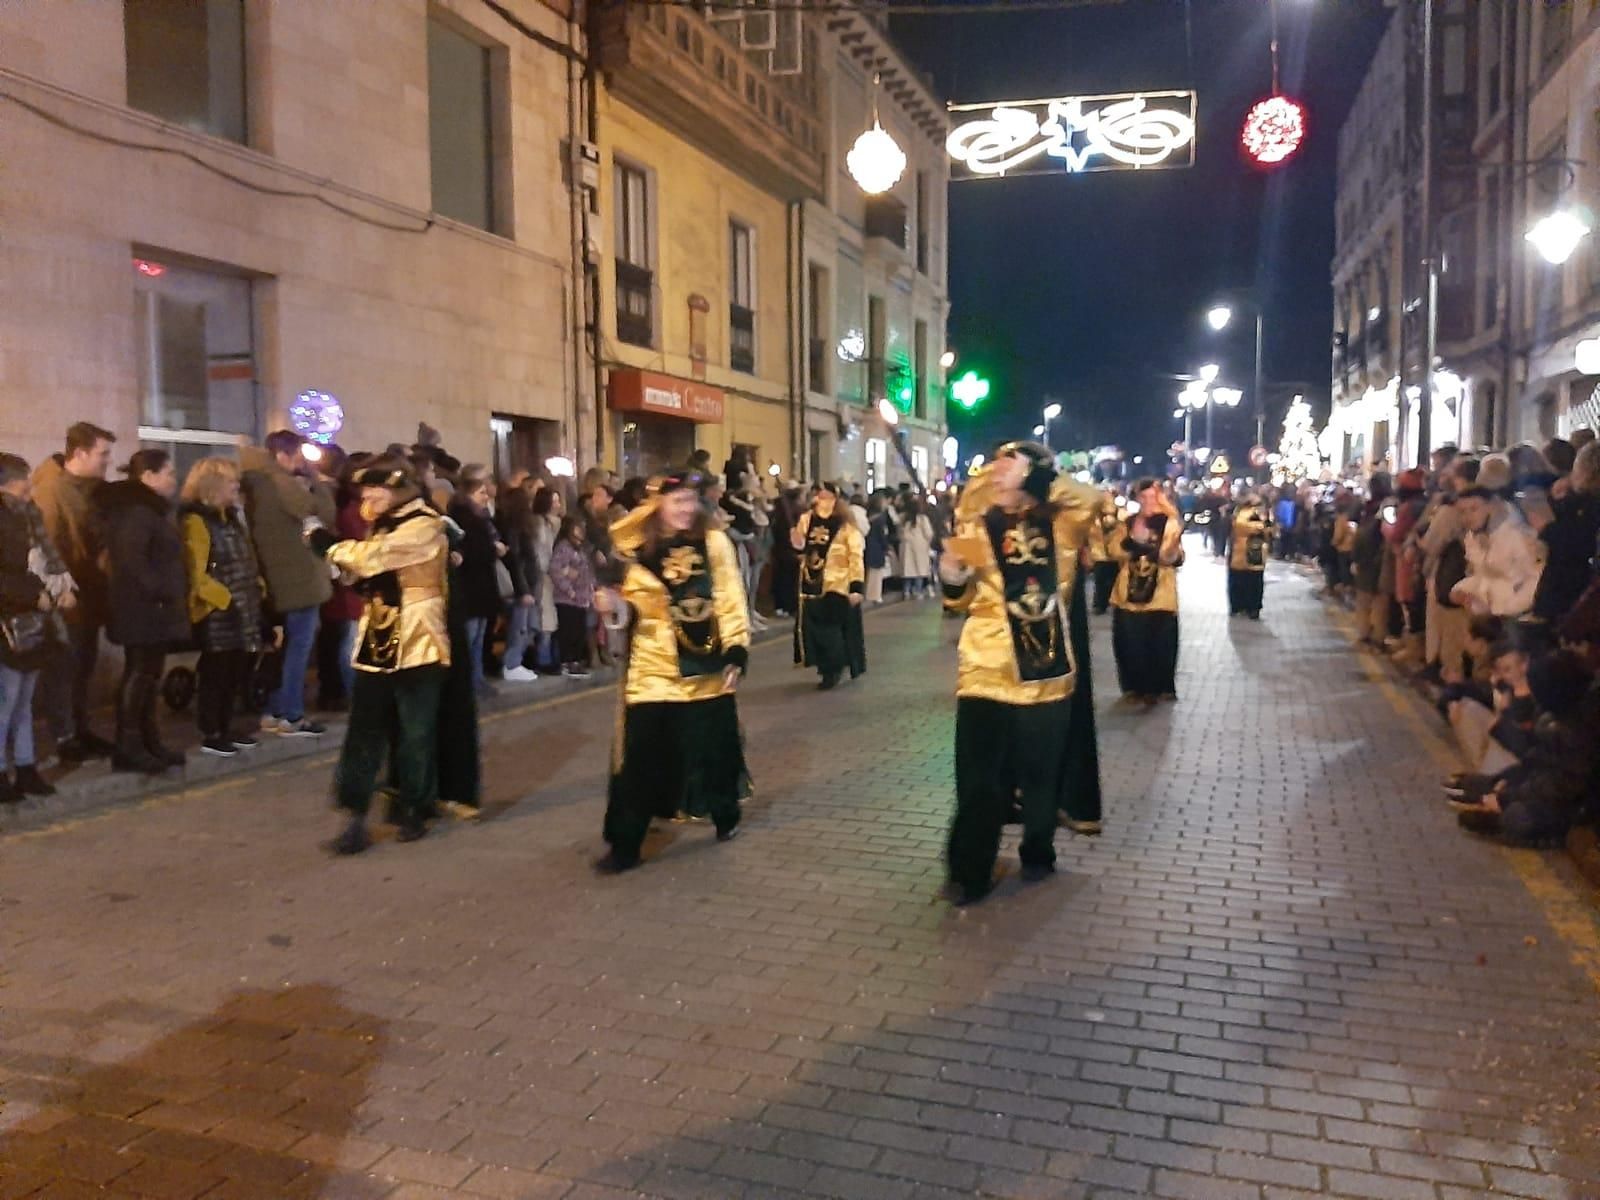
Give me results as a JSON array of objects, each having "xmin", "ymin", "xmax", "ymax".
[
  {"xmin": 1040, "ymin": 400, "xmax": 1063, "ymax": 449},
  {"xmin": 939, "ymin": 350, "xmax": 956, "ymax": 369},
  {"xmin": 1202, "ymin": 297, "xmax": 1267, "ymax": 449},
  {"xmin": 1206, "ymin": 305, "xmax": 1233, "ymax": 332},
  {"xmin": 1526, "ymin": 210, "xmax": 1593, "ymax": 265},
  {"xmin": 1199, "ymin": 363, "xmax": 1220, "ymax": 383}
]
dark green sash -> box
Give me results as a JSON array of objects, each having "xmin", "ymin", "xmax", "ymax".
[
  {"xmin": 983, "ymin": 505, "xmax": 1069, "ymax": 683},
  {"xmin": 641, "ymin": 536, "xmax": 721, "ymax": 677}
]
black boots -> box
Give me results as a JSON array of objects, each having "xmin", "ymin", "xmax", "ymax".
[
  {"xmin": 13, "ymin": 766, "xmax": 55, "ymax": 797},
  {"xmin": 141, "ymin": 697, "xmax": 185, "ymax": 768},
  {"xmin": 112, "ymin": 671, "xmax": 167, "ymax": 774}
]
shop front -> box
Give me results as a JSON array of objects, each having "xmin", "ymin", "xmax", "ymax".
[{"xmin": 607, "ymin": 368, "xmax": 725, "ymax": 478}]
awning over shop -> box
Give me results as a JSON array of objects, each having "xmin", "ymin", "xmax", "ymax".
[{"xmin": 608, "ymin": 369, "xmax": 724, "ymax": 423}]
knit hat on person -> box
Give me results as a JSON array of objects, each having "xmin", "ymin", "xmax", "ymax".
[
  {"xmin": 1395, "ymin": 468, "xmax": 1427, "ymax": 497},
  {"xmin": 1459, "ymin": 452, "xmax": 1512, "ymax": 498}
]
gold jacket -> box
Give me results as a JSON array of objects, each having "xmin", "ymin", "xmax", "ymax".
[
  {"xmin": 1230, "ymin": 504, "xmax": 1272, "ymax": 572},
  {"xmin": 1109, "ymin": 512, "xmax": 1183, "ymax": 612},
  {"xmin": 618, "ymin": 528, "xmax": 751, "ymax": 705},
  {"xmin": 1088, "ymin": 495, "xmax": 1120, "ymax": 564},
  {"xmin": 325, "ymin": 499, "xmax": 451, "ymax": 673},
  {"xmin": 795, "ymin": 511, "xmax": 865, "ymax": 596},
  {"xmin": 943, "ymin": 473, "xmax": 1099, "ymax": 705}
]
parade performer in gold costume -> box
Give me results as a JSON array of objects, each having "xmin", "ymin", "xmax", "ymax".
[
  {"xmin": 595, "ymin": 470, "xmax": 751, "ymax": 873},
  {"xmin": 1227, "ymin": 492, "xmax": 1272, "ymax": 619},
  {"xmin": 791, "ymin": 483, "xmax": 866, "ymax": 689},
  {"xmin": 939, "ymin": 442, "xmax": 1103, "ymax": 905},
  {"xmin": 305, "ymin": 458, "xmax": 450, "ymax": 854}
]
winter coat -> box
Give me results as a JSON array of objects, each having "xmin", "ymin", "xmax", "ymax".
[
  {"xmin": 321, "ymin": 499, "xmax": 370, "ymax": 624},
  {"xmin": 1533, "ymin": 491, "xmax": 1600, "ymax": 621},
  {"xmin": 238, "ymin": 445, "xmax": 336, "ymax": 614},
  {"xmin": 0, "ymin": 497, "xmax": 48, "ymax": 669},
  {"xmin": 900, "ymin": 513, "xmax": 934, "ymax": 579},
  {"xmin": 181, "ymin": 502, "xmax": 266, "ymax": 654},
  {"xmin": 447, "ymin": 498, "xmax": 506, "ymax": 621},
  {"xmin": 28, "ymin": 455, "xmax": 105, "ymax": 624},
  {"xmin": 533, "ymin": 515, "xmax": 559, "ymax": 632},
  {"xmin": 496, "ymin": 495, "xmax": 539, "ymax": 602},
  {"xmin": 96, "ymin": 479, "xmax": 189, "ymax": 648},
  {"xmin": 1386, "ymin": 495, "xmax": 1427, "ymax": 604},
  {"xmin": 1454, "ymin": 504, "xmax": 1543, "ymax": 617},
  {"xmin": 865, "ymin": 513, "xmax": 890, "ymax": 571},
  {"xmin": 1351, "ymin": 504, "xmax": 1387, "ymax": 593},
  {"xmin": 549, "ymin": 538, "xmax": 596, "ymax": 608}
]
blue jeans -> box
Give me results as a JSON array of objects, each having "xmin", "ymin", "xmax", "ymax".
[
  {"xmin": 503, "ymin": 601, "xmax": 537, "ymax": 671},
  {"xmin": 269, "ymin": 606, "xmax": 319, "ymax": 722},
  {"xmin": 463, "ymin": 616, "xmax": 488, "ymax": 693},
  {"xmin": 0, "ymin": 664, "xmax": 39, "ymax": 770}
]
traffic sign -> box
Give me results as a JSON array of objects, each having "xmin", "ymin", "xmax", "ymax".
[{"xmin": 1248, "ymin": 444, "xmax": 1269, "ymax": 468}]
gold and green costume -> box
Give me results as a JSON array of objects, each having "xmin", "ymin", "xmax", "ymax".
[
  {"xmin": 1227, "ymin": 501, "xmax": 1271, "ymax": 617},
  {"xmin": 942, "ymin": 467, "xmax": 1104, "ymax": 897},
  {"xmin": 603, "ymin": 513, "xmax": 752, "ymax": 867},
  {"xmin": 792, "ymin": 506, "xmax": 866, "ymax": 684}
]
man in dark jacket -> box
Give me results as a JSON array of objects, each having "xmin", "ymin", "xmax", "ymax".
[
  {"xmin": 31, "ymin": 422, "xmax": 116, "ymax": 761},
  {"xmin": 241, "ymin": 431, "xmax": 336, "ymax": 738}
]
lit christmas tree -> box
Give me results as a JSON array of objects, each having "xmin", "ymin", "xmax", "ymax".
[{"xmin": 1278, "ymin": 396, "xmax": 1323, "ymax": 480}]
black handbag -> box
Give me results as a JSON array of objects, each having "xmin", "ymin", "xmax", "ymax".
[
  {"xmin": 1246, "ymin": 534, "xmax": 1266, "ymax": 568},
  {"xmin": 1125, "ymin": 557, "xmax": 1160, "ymax": 606},
  {"xmin": 0, "ymin": 610, "xmax": 49, "ymax": 659},
  {"xmin": 1435, "ymin": 538, "xmax": 1468, "ymax": 608}
]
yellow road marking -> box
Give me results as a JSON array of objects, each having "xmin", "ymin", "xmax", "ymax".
[{"xmin": 1333, "ymin": 611, "xmax": 1600, "ymax": 994}]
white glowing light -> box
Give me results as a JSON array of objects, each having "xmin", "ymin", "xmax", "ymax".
[
  {"xmin": 1214, "ymin": 387, "xmax": 1244, "ymax": 407},
  {"xmin": 941, "ymin": 436, "xmax": 959, "ymax": 469},
  {"xmin": 947, "ymin": 91, "xmax": 1197, "ymax": 178},
  {"xmin": 934, "ymin": 479, "xmax": 949, "ymax": 492},
  {"xmin": 299, "ymin": 443, "xmax": 323, "ymax": 464},
  {"xmin": 1032, "ymin": 424, "xmax": 1046, "ymax": 436},
  {"xmin": 768, "ymin": 462, "xmax": 781, "ymax": 477},
  {"xmin": 1206, "ymin": 305, "xmax": 1233, "ymax": 331},
  {"xmin": 1199, "ymin": 363, "xmax": 1220, "ymax": 383},
  {"xmin": 837, "ymin": 330, "xmax": 866, "ymax": 363},
  {"xmin": 1527, "ymin": 210, "xmax": 1592, "ymax": 265},
  {"xmin": 545, "ymin": 455, "xmax": 576, "ymax": 478},
  {"xmin": 939, "ymin": 350, "xmax": 956, "ymax": 369},
  {"xmin": 1133, "ymin": 455, "xmax": 1144, "ymax": 465},
  {"xmin": 1074, "ymin": 470, "xmax": 1092, "ymax": 483},
  {"xmin": 1173, "ymin": 408, "xmax": 1186, "ymax": 419},
  {"xmin": 969, "ymin": 454, "xmax": 986, "ymax": 472},
  {"xmin": 847, "ymin": 122, "xmax": 907, "ymax": 195},
  {"xmin": 1367, "ymin": 306, "xmax": 1382, "ymax": 322},
  {"xmin": 877, "ymin": 398, "xmax": 901, "ymax": 426},
  {"xmin": 1042, "ymin": 402, "xmax": 1062, "ymax": 421}
]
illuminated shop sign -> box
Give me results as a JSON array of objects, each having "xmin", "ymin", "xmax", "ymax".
[{"xmin": 946, "ymin": 91, "xmax": 1197, "ymax": 180}]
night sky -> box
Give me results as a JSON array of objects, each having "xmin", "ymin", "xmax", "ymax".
[{"xmin": 890, "ymin": 0, "xmax": 1393, "ymax": 469}]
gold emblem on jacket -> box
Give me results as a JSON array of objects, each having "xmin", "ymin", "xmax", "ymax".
[{"xmin": 1002, "ymin": 526, "xmax": 1050, "ymax": 567}]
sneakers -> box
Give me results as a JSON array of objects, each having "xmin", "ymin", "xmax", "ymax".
[
  {"xmin": 561, "ymin": 664, "xmax": 591, "ymax": 679},
  {"xmin": 13, "ymin": 766, "xmax": 56, "ymax": 797},
  {"xmin": 265, "ymin": 717, "xmax": 326, "ymax": 738},
  {"xmin": 441, "ymin": 800, "xmax": 481, "ymax": 822},
  {"xmin": 201, "ymin": 738, "xmax": 239, "ymax": 758},
  {"xmin": 230, "ymin": 733, "xmax": 259, "ymax": 749},
  {"xmin": 501, "ymin": 666, "xmax": 539, "ymax": 683}
]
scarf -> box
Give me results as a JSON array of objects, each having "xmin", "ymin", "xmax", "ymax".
[{"xmin": 984, "ymin": 502, "xmax": 1069, "ymax": 682}]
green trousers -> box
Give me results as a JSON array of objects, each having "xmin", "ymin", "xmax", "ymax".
[{"xmin": 337, "ymin": 666, "xmax": 444, "ymax": 825}]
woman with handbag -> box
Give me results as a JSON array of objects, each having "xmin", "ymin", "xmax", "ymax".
[
  {"xmin": 1110, "ymin": 478, "xmax": 1185, "ymax": 705},
  {"xmin": 0, "ymin": 453, "xmax": 71, "ymax": 802},
  {"xmin": 1227, "ymin": 493, "xmax": 1272, "ymax": 619},
  {"xmin": 180, "ymin": 457, "xmax": 267, "ymax": 757},
  {"xmin": 97, "ymin": 449, "xmax": 190, "ymax": 773}
]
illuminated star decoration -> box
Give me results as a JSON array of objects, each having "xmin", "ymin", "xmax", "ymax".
[
  {"xmin": 1241, "ymin": 95, "xmax": 1307, "ymax": 167},
  {"xmin": 289, "ymin": 390, "xmax": 345, "ymax": 446}
]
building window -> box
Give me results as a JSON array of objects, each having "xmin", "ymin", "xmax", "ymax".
[
  {"xmin": 729, "ymin": 221, "xmax": 755, "ymax": 373},
  {"xmin": 808, "ymin": 428, "xmax": 829, "ymax": 480},
  {"xmin": 124, "ymin": 0, "xmax": 246, "ymax": 143},
  {"xmin": 807, "ymin": 262, "xmax": 829, "ymax": 395},
  {"xmin": 867, "ymin": 295, "xmax": 887, "ymax": 402},
  {"xmin": 427, "ymin": 15, "xmax": 506, "ymax": 234},
  {"xmin": 134, "ymin": 256, "xmax": 258, "ymax": 477},
  {"xmin": 865, "ymin": 437, "xmax": 887, "ymax": 493},
  {"xmin": 912, "ymin": 319, "xmax": 928, "ymax": 420},
  {"xmin": 914, "ymin": 171, "xmax": 930, "ymax": 274},
  {"xmin": 615, "ymin": 161, "xmax": 653, "ymax": 347},
  {"xmin": 910, "ymin": 444, "xmax": 929, "ymax": 485}
]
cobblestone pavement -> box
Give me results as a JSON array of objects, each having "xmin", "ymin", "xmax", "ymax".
[{"xmin": 3, "ymin": 546, "xmax": 1599, "ymax": 1200}]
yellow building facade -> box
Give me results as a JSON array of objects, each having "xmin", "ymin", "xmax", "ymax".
[{"xmin": 596, "ymin": 89, "xmax": 793, "ymax": 481}]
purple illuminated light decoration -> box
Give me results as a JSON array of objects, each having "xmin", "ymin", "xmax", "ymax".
[{"xmin": 289, "ymin": 391, "xmax": 344, "ymax": 446}]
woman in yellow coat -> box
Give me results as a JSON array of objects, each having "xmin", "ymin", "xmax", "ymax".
[
  {"xmin": 1228, "ymin": 494, "xmax": 1272, "ymax": 619},
  {"xmin": 1109, "ymin": 477, "xmax": 1185, "ymax": 703},
  {"xmin": 791, "ymin": 482, "xmax": 866, "ymax": 689},
  {"xmin": 939, "ymin": 442, "xmax": 1103, "ymax": 905},
  {"xmin": 595, "ymin": 471, "xmax": 751, "ymax": 873}
]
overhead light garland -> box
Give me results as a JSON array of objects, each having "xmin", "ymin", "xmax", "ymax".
[
  {"xmin": 1241, "ymin": 0, "xmax": 1307, "ymax": 169},
  {"xmin": 847, "ymin": 70, "xmax": 907, "ymax": 195}
]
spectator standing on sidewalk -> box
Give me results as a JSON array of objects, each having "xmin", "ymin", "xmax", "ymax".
[
  {"xmin": 1450, "ymin": 454, "xmax": 1543, "ymax": 620},
  {"xmin": 1386, "ymin": 469, "xmax": 1429, "ymax": 666},
  {"xmin": 31, "ymin": 421, "xmax": 116, "ymax": 762},
  {"xmin": 1530, "ymin": 441, "xmax": 1600, "ymax": 623},
  {"xmin": 497, "ymin": 474, "xmax": 541, "ymax": 683},
  {"xmin": 864, "ymin": 494, "xmax": 890, "ymax": 605},
  {"xmin": 446, "ymin": 466, "xmax": 505, "ymax": 696},
  {"xmin": 1351, "ymin": 472, "xmax": 1392, "ymax": 647},
  {"xmin": 0, "ymin": 454, "xmax": 67, "ymax": 802},
  {"xmin": 899, "ymin": 495, "xmax": 935, "ymax": 598},
  {"xmin": 1422, "ymin": 457, "xmax": 1479, "ymax": 683},
  {"xmin": 768, "ymin": 485, "xmax": 801, "ymax": 618},
  {"xmin": 315, "ymin": 456, "xmax": 368, "ymax": 713},
  {"xmin": 97, "ymin": 450, "xmax": 189, "ymax": 774},
  {"xmin": 180, "ymin": 457, "xmax": 268, "ymax": 758},
  {"xmin": 550, "ymin": 514, "xmax": 596, "ymax": 677},
  {"xmin": 241, "ymin": 431, "xmax": 335, "ymax": 738},
  {"xmin": 531, "ymin": 485, "xmax": 563, "ymax": 672}
]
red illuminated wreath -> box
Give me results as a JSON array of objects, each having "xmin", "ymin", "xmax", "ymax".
[{"xmin": 1241, "ymin": 95, "xmax": 1307, "ymax": 168}]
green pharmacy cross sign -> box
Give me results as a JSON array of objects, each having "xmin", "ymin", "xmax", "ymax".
[{"xmin": 950, "ymin": 370, "xmax": 991, "ymax": 411}]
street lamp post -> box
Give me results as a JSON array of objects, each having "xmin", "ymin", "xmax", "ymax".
[
  {"xmin": 1041, "ymin": 401, "xmax": 1062, "ymax": 450},
  {"xmin": 1204, "ymin": 301, "xmax": 1267, "ymax": 451}
]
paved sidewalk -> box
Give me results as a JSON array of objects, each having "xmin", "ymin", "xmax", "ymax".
[{"xmin": 1, "ymin": 555, "xmax": 1598, "ymax": 1199}]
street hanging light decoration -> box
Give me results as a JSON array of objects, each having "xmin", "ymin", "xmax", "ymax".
[
  {"xmin": 1241, "ymin": 0, "xmax": 1307, "ymax": 169},
  {"xmin": 950, "ymin": 369, "xmax": 991, "ymax": 411},
  {"xmin": 1526, "ymin": 209, "xmax": 1593, "ymax": 265},
  {"xmin": 847, "ymin": 71, "xmax": 907, "ymax": 196},
  {"xmin": 946, "ymin": 91, "xmax": 1197, "ymax": 180}
]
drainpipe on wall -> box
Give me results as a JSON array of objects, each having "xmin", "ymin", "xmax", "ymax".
[
  {"xmin": 566, "ymin": 2, "xmax": 590, "ymax": 472},
  {"xmin": 788, "ymin": 199, "xmax": 806, "ymax": 483},
  {"xmin": 1498, "ymin": 3, "xmax": 1523, "ymax": 449}
]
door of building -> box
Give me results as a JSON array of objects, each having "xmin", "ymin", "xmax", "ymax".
[{"xmin": 490, "ymin": 413, "xmax": 559, "ymax": 481}]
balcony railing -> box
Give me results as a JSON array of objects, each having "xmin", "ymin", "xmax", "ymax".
[
  {"xmin": 730, "ymin": 304, "xmax": 755, "ymax": 373},
  {"xmin": 864, "ymin": 196, "xmax": 908, "ymax": 250},
  {"xmin": 616, "ymin": 260, "xmax": 654, "ymax": 347}
]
